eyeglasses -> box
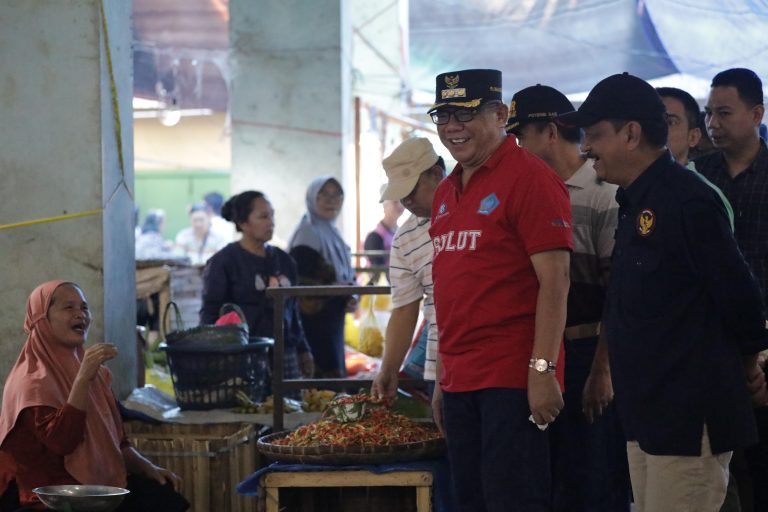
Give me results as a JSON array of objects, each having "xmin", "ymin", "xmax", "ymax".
[
  {"xmin": 430, "ymin": 101, "xmax": 501, "ymax": 125},
  {"xmin": 430, "ymin": 108, "xmax": 480, "ymax": 125}
]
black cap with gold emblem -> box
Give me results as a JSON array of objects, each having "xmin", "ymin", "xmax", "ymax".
[
  {"xmin": 428, "ymin": 69, "xmax": 503, "ymax": 113},
  {"xmin": 506, "ymin": 84, "xmax": 575, "ymax": 134}
]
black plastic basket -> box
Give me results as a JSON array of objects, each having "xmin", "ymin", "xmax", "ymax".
[{"xmin": 161, "ymin": 339, "xmax": 273, "ymax": 411}]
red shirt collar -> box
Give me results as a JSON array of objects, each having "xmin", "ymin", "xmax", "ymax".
[{"xmin": 446, "ymin": 135, "xmax": 518, "ymax": 191}]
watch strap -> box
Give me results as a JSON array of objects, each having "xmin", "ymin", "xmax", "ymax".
[{"xmin": 528, "ymin": 358, "xmax": 556, "ymax": 373}]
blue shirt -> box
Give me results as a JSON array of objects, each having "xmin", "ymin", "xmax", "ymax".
[{"xmin": 605, "ymin": 152, "xmax": 767, "ymax": 456}]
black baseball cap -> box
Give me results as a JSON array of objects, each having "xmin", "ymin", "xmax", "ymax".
[
  {"xmin": 506, "ymin": 84, "xmax": 574, "ymax": 134},
  {"xmin": 428, "ymin": 69, "xmax": 503, "ymax": 113},
  {"xmin": 557, "ymin": 72, "xmax": 666, "ymax": 128}
]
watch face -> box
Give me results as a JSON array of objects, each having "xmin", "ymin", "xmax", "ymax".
[{"xmin": 534, "ymin": 359, "xmax": 548, "ymax": 372}]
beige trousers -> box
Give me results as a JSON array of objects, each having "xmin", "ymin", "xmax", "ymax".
[{"xmin": 627, "ymin": 426, "xmax": 731, "ymax": 512}]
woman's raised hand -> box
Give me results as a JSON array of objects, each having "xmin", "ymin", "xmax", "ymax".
[
  {"xmin": 68, "ymin": 344, "xmax": 118, "ymax": 410},
  {"xmin": 77, "ymin": 343, "xmax": 119, "ymax": 382}
]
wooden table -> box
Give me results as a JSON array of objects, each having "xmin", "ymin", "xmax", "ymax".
[{"xmin": 261, "ymin": 469, "xmax": 433, "ymax": 512}]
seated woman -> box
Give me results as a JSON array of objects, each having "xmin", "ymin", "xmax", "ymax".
[
  {"xmin": 0, "ymin": 281, "xmax": 189, "ymax": 512},
  {"xmin": 200, "ymin": 191, "xmax": 314, "ymax": 381},
  {"xmin": 135, "ymin": 209, "xmax": 174, "ymax": 261},
  {"xmin": 288, "ymin": 176, "xmax": 357, "ymax": 378}
]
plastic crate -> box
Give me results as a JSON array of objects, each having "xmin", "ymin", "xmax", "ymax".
[{"xmin": 162, "ymin": 340, "xmax": 272, "ymax": 410}]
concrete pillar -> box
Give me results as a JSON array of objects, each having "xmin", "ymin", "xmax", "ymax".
[
  {"xmin": 230, "ymin": 0, "xmax": 353, "ymax": 245},
  {"xmin": 0, "ymin": 0, "xmax": 136, "ymax": 399}
]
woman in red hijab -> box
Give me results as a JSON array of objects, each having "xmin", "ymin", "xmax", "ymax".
[{"xmin": 0, "ymin": 281, "xmax": 188, "ymax": 511}]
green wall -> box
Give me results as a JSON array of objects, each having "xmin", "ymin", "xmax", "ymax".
[{"xmin": 135, "ymin": 170, "xmax": 230, "ymax": 240}]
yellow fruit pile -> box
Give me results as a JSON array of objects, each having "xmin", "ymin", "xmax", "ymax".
[
  {"xmin": 233, "ymin": 391, "xmax": 302, "ymax": 414},
  {"xmin": 302, "ymin": 389, "xmax": 337, "ymax": 412},
  {"xmin": 233, "ymin": 389, "xmax": 337, "ymax": 414}
]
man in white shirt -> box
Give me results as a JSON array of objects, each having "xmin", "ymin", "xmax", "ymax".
[
  {"xmin": 204, "ymin": 191, "xmax": 235, "ymax": 242},
  {"xmin": 371, "ymin": 137, "xmax": 445, "ymax": 400}
]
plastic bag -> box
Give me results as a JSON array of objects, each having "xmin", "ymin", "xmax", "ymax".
[
  {"xmin": 358, "ymin": 299, "xmax": 384, "ymax": 357},
  {"xmin": 373, "ymin": 273, "xmax": 392, "ymax": 310},
  {"xmin": 401, "ymin": 320, "xmax": 428, "ymax": 379},
  {"xmin": 359, "ymin": 274, "xmax": 392, "ymax": 312},
  {"xmin": 144, "ymin": 364, "xmax": 176, "ymax": 398}
]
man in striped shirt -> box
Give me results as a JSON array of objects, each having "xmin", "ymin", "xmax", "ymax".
[
  {"xmin": 372, "ymin": 137, "xmax": 445, "ymax": 400},
  {"xmin": 508, "ymin": 84, "xmax": 630, "ymax": 511}
]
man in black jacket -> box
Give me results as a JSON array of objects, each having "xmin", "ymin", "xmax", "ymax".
[{"xmin": 559, "ymin": 72, "xmax": 768, "ymax": 512}]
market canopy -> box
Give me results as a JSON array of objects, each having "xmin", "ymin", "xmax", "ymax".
[
  {"xmin": 408, "ymin": 0, "xmax": 768, "ymax": 102},
  {"xmin": 132, "ymin": 0, "xmax": 768, "ymax": 110}
]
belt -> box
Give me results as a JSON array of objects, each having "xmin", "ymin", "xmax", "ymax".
[{"xmin": 564, "ymin": 322, "xmax": 601, "ymax": 341}]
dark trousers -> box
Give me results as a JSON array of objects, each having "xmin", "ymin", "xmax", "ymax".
[
  {"xmin": 550, "ymin": 337, "xmax": 631, "ymax": 512},
  {"xmin": 0, "ymin": 481, "xmax": 20, "ymax": 512},
  {"xmin": 739, "ymin": 406, "xmax": 768, "ymax": 511},
  {"xmin": 118, "ymin": 475, "xmax": 189, "ymax": 512},
  {"xmin": 443, "ymin": 387, "xmax": 551, "ymax": 512}
]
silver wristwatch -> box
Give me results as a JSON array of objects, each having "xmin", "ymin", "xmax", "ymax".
[{"xmin": 529, "ymin": 358, "xmax": 556, "ymax": 374}]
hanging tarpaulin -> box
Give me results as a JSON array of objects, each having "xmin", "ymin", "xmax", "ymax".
[
  {"xmin": 644, "ymin": 0, "xmax": 768, "ymax": 80},
  {"xmin": 409, "ymin": 0, "xmax": 678, "ymax": 99}
]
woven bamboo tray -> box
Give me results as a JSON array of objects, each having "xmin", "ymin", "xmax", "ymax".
[{"xmin": 257, "ymin": 429, "xmax": 445, "ymax": 465}]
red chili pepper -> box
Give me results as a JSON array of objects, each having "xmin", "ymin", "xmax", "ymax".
[{"xmin": 274, "ymin": 404, "xmax": 441, "ymax": 448}]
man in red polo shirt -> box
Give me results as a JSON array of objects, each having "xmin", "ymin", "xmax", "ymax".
[{"xmin": 428, "ymin": 69, "xmax": 573, "ymax": 511}]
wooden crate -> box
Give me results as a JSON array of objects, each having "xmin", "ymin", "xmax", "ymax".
[
  {"xmin": 261, "ymin": 470, "xmax": 433, "ymax": 512},
  {"xmin": 124, "ymin": 422, "xmax": 257, "ymax": 512}
]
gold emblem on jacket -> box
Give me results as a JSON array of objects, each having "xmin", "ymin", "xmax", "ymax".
[{"xmin": 637, "ymin": 209, "xmax": 655, "ymax": 236}]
